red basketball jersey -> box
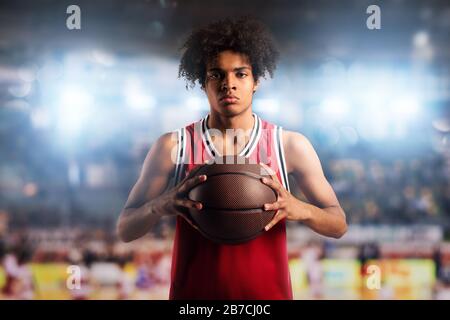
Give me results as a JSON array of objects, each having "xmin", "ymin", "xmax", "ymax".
[{"xmin": 169, "ymin": 112, "xmax": 293, "ymax": 300}]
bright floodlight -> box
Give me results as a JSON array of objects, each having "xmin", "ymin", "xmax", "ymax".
[
  {"xmin": 57, "ymin": 86, "xmax": 93, "ymax": 137},
  {"xmin": 186, "ymin": 96, "xmax": 208, "ymax": 111},
  {"xmin": 357, "ymin": 105, "xmax": 389, "ymax": 140},
  {"xmin": 253, "ymin": 98, "xmax": 280, "ymax": 115},
  {"xmin": 391, "ymin": 96, "xmax": 420, "ymax": 119},
  {"xmin": 413, "ymin": 31, "xmax": 429, "ymax": 48},
  {"xmin": 125, "ymin": 77, "xmax": 156, "ymax": 110},
  {"xmin": 320, "ymin": 97, "xmax": 350, "ymax": 121}
]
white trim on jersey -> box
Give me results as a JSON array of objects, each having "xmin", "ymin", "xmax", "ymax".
[
  {"xmin": 201, "ymin": 115, "xmax": 220, "ymax": 158},
  {"xmin": 173, "ymin": 127, "xmax": 187, "ymax": 186},
  {"xmin": 278, "ymin": 127, "xmax": 291, "ymax": 193},
  {"xmin": 273, "ymin": 126, "xmax": 291, "ymax": 193},
  {"xmin": 237, "ymin": 114, "xmax": 261, "ymax": 157},
  {"xmin": 201, "ymin": 113, "xmax": 261, "ymax": 158}
]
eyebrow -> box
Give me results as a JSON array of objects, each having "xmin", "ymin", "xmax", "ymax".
[{"xmin": 207, "ymin": 67, "xmax": 251, "ymax": 72}]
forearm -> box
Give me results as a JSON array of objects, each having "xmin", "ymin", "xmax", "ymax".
[
  {"xmin": 298, "ymin": 201, "xmax": 347, "ymax": 239},
  {"xmin": 117, "ymin": 200, "xmax": 163, "ymax": 242}
]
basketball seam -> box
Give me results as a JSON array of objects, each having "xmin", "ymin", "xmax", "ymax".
[
  {"xmin": 198, "ymin": 206, "xmax": 273, "ymax": 211},
  {"xmin": 194, "ymin": 170, "xmax": 270, "ymax": 180},
  {"xmin": 187, "ymin": 171, "xmax": 277, "ymax": 210}
]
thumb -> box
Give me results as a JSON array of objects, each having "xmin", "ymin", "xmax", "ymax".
[{"xmin": 203, "ymin": 159, "xmax": 213, "ymax": 165}]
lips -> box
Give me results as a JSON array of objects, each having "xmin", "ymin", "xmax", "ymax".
[{"xmin": 220, "ymin": 95, "xmax": 239, "ymax": 103}]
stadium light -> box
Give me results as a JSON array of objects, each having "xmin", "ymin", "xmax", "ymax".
[
  {"xmin": 320, "ymin": 97, "xmax": 350, "ymax": 121},
  {"xmin": 186, "ymin": 96, "xmax": 209, "ymax": 111},
  {"xmin": 124, "ymin": 77, "xmax": 156, "ymax": 110},
  {"xmin": 57, "ymin": 86, "xmax": 93, "ymax": 137},
  {"xmin": 413, "ymin": 31, "xmax": 430, "ymax": 48},
  {"xmin": 390, "ymin": 96, "xmax": 420, "ymax": 119},
  {"xmin": 356, "ymin": 105, "xmax": 389, "ymax": 141},
  {"xmin": 253, "ymin": 98, "xmax": 280, "ymax": 115}
]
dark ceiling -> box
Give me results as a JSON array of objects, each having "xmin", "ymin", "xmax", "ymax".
[{"xmin": 0, "ymin": 0, "xmax": 449, "ymax": 65}]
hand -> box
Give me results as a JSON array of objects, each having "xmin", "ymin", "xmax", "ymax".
[
  {"xmin": 259, "ymin": 162, "xmax": 310, "ymax": 231},
  {"xmin": 152, "ymin": 171, "xmax": 207, "ymax": 231}
]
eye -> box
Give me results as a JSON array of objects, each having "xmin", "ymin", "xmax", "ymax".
[
  {"xmin": 208, "ymin": 72, "xmax": 220, "ymax": 80},
  {"xmin": 237, "ymin": 72, "xmax": 247, "ymax": 78}
]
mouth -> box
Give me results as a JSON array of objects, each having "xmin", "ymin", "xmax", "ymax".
[{"xmin": 219, "ymin": 95, "xmax": 239, "ymax": 104}]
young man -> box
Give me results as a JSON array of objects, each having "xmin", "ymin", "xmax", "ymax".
[{"xmin": 117, "ymin": 17, "xmax": 347, "ymax": 300}]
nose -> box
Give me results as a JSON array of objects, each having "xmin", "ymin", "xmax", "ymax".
[{"xmin": 221, "ymin": 73, "xmax": 236, "ymax": 91}]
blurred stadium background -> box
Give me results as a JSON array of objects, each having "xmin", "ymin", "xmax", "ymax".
[{"xmin": 1, "ymin": 0, "xmax": 450, "ymax": 299}]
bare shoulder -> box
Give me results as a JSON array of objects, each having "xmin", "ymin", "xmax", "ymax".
[
  {"xmin": 157, "ymin": 131, "xmax": 178, "ymax": 151},
  {"xmin": 123, "ymin": 131, "xmax": 178, "ymax": 209},
  {"xmin": 143, "ymin": 132, "xmax": 178, "ymax": 172},
  {"xmin": 282, "ymin": 129, "xmax": 317, "ymax": 174},
  {"xmin": 283, "ymin": 130, "xmax": 310, "ymax": 148}
]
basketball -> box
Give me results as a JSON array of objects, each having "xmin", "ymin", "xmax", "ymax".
[{"xmin": 185, "ymin": 155, "xmax": 278, "ymax": 245}]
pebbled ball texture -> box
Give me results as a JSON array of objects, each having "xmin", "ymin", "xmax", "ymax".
[{"xmin": 185, "ymin": 155, "xmax": 278, "ymax": 245}]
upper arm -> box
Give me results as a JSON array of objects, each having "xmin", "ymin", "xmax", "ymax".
[
  {"xmin": 123, "ymin": 131, "xmax": 178, "ymax": 210},
  {"xmin": 285, "ymin": 131, "xmax": 340, "ymax": 209}
]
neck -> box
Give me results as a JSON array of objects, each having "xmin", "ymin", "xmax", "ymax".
[{"xmin": 208, "ymin": 108, "xmax": 254, "ymax": 134}]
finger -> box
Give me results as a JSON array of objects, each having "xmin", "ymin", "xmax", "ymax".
[
  {"xmin": 260, "ymin": 176, "xmax": 283, "ymax": 194},
  {"xmin": 174, "ymin": 198, "xmax": 203, "ymax": 210},
  {"xmin": 259, "ymin": 162, "xmax": 286, "ymax": 194},
  {"xmin": 259, "ymin": 162, "xmax": 278, "ymax": 181},
  {"xmin": 263, "ymin": 201, "xmax": 283, "ymax": 211},
  {"xmin": 177, "ymin": 174, "xmax": 207, "ymax": 195},
  {"xmin": 264, "ymin": 211, "xmax": 286, "ymax": 231}
]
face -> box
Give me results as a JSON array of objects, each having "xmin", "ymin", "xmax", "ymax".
[{"xmin": 203, "ymin": 50, "xmax": 259, "ymax": 116}]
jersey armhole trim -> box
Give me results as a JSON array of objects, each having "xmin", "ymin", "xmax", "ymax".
[
  {"xmin": 276, "ymin": 126, "xmax": 291, "ymax": 193},
  {"xmin": 173, "ymin": 128, "xmax": 186, "ymax": 186}
]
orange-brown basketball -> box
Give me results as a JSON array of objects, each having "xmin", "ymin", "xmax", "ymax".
[{"xmin": 186, "ymin": 155, "xmax": 277, "ymax": 245}]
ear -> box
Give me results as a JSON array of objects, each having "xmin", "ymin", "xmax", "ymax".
[{"xmin": 253, "ymin": 80, "xmax": 259, "ymax": 93}]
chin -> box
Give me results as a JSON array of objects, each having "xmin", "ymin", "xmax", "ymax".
[{"xmin": 213, "ymin": 104, "xmax": 238, "ymax": 113}]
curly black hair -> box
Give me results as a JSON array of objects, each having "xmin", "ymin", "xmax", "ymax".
[{"xmin": 178, "ymin": 16, "xmax": 280, "ymax": 89}]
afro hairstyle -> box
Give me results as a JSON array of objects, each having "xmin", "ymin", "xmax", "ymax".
[{"xmin": 178, "ymin": 16, "xmax": 280, "ymax": 89}]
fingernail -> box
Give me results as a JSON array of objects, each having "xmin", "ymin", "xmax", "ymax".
[
  {"xmin": 265, "ymin": 225, "xmax": 270, "ymax": 231},
  {"xmin": 261, "ymin": 178, "xmax": 267, "ymax": 183},
  {"xmin": 200, "ymin": 175, "xmax": 206, "ymax": 180},
  {"xmin": 197, "ymin": 203, "xmax": 202, "ymax": 210},
  {"xmin": 263, "ymin": 204, "xmax": 268, "ymax": 210}
]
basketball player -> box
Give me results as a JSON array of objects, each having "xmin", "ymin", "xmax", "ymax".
[{"xmin": 117, "ymin": 17, "xmax": 347, "ymax": 299}]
